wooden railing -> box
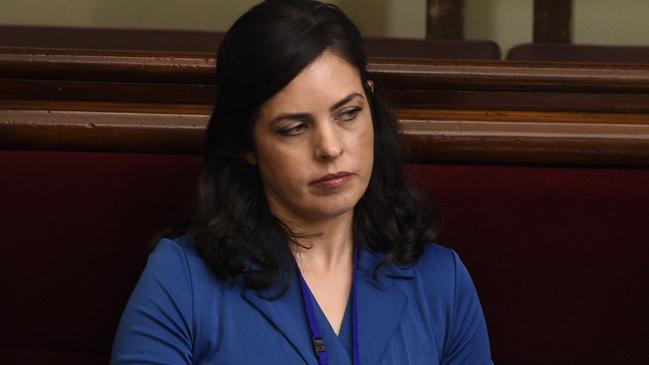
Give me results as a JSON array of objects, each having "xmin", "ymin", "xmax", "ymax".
[{"xmin": 2, "ymin": 47, "xmax": 649, "ymax": 166}]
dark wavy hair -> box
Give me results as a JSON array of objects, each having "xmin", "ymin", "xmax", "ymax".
[{"xmin": 187, "ymin": 0, "xmax": 439, "ymax": 292}]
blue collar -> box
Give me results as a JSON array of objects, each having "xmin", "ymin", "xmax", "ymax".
[{"xmin": 241, "ymin": 247, "xmax": 415, "ymax": 281}]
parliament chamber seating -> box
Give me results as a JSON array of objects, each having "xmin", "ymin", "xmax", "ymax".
[
  {"xmin": 2, "ymin": 45, "xmax": 649, "ymax": 364},
  {"xmin": 0, "ymin": 26, "xmax": 501, "ymax": 61},
  {"xmin": 364, "ymin": 37, "xmax": 500, "ymax": 60},
  {"xmin": 508, "ymin": 43, "xmax": 649, "ymax": 64}
]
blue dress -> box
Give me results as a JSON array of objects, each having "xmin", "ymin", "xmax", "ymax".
[{"xmin": 111, "ymin": 236, "xmax": 492, "ymax": 364}]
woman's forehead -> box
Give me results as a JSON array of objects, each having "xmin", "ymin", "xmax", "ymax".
[{"xmin": 260, "ymin": 51, "xmax": 365, "ymax": 115}]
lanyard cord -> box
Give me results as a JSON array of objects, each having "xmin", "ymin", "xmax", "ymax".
[
  {"xmin": 298, "ymin": 272, "xmax": 329, "ymax": 365},
  {"xmin": 351, "ymin": 250, "xmax": 359, "ymax": 365},
  {"xmin": 297, "ymin": 248, "xmax": 360, "ymax": 365}
]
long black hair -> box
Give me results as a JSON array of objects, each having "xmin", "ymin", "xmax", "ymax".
[{"xmin": 187, "ymin": 0, "xmax": 439, "ymax": 291}]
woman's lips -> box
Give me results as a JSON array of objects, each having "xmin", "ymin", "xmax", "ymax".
[{"xmin": 310, "ymin": 172, "xmax": 353, "ymax": 189}]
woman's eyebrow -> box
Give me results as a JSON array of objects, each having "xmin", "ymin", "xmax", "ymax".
[
  {"xmin": 330, "ymin": 92, "xmax": 363, "ymax": 112},
  {"xmin": 269, "ymin": 92, "xmax": 364, "ymax": 125},
  {"xmin": 270, "ymin": 112, "xmax": 310, "ymax": 125}
]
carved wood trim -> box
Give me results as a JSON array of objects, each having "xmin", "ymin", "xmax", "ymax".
[
  {"xmin": 3, "ymin": 108, "xmax": 649, "ymax": 166},
  {"xmin": 2, "ymin": 48, "xmax": 649, "ymax": 166},
  {"xmin": 4, "ymin": 49, "xmax": 649, "ymax": 92}
]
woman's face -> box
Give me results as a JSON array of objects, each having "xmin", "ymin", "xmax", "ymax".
[{"xmin": 246, "ymin": 50, "xmax": 374, "ymax": 227}]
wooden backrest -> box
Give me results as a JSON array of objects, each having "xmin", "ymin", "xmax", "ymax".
[
  {"xmin": 508, "ymin": 43, "xmax": 649, "ymax": 64},
  {"xmin": 2, "ymin": 48, "xmax": 649, "ymax": 364},
  {"xmin": 0, "ymin": 25, "xmax": 500, "ymax": 60}
]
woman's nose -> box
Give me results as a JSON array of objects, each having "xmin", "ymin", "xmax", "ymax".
[{"xmin": 313, "ymin": 122, "xmax": 343, "ymax": 161}]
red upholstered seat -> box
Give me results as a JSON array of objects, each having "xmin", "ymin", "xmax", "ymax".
[
  {"xmin": 2, "ymin": 151, "xmax": 648, "ymax": 364},
  {"xmin": 405, "ymin": 164, "xmax": 649, "ymax": 364},
  {"xmin": 0, "ymin": 348, "xmax": 104, "ymax": 365},
  {"xmin": 1, "ymin": 151, "xmax": 202, "ymax": 363}
]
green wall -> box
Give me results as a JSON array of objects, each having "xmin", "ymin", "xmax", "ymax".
[{"xmin": 1, "ymin": 0, "xmax": 647, "ymax": 54}]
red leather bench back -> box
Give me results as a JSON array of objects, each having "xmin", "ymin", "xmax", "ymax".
[{"xmin": 2, "ymin": 150, "xmax": 648, "ymax": 364}]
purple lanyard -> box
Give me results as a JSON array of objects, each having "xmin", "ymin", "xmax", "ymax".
[{"xmin": 297, "ymin": 248, "xmax": 360, "ymax": 365}]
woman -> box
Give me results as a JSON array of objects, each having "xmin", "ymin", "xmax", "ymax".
[{"xmin": 111, "ymin": 0, "xmax": 492, "ymax": 364}]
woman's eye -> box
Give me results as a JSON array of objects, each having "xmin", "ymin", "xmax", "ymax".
[
  {"xmin": 279, "ymin": 123, "xmax": 306, "ymax": 136},
  {"xmin": 337, "ymin": 107, "xmax": 361, "ymax": 122}
]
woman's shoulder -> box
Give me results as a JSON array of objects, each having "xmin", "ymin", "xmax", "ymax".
[
  {"xmin": 151, "ymin": 234, "xmax": 199, "ymax": 263},
  {"xmin": 411, "ymin": 242, "xmax": 476, "ymax": 298},
  {"xmin": 414, "ymin": 242, "xmax": 460, "ymax": 276},
  {"xmin": 148, "ymin": 234, "xmax": 226, "ymax": 291},
  {"xmin": 112, "ymin": 235, "xmax": 227, "ymax": 363},
  {"xmin": 363, "ymin": 242, "xmax": 467, "ymax": 294},
  {"xmin": 149, "ymin": 235, "xmax": 201, "ymax": 271},
  {"xmin": 413, "ymin": 243, "xmax": 493, "ymax": 362}
]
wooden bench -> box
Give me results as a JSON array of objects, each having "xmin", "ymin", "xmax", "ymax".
[
  {"xmin": 2, "ymin": 47, "xmax": 649, "ymax": 364},
  {"xmin": 508, "ymin": 43, "xmax": 649, "ymax": 64},
  {"xmin": 0, "ymin": 25, "xmax": 501, "ymax": 60}
]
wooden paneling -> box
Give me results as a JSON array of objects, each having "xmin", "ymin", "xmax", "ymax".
[
  {"xmin": 0, "ymin": 48, "xmax": 215, "ymax": 83},
  {"xmin": 3, "ymin": 107, "xmax": 649, "ymax": 166},
  {"xmin": 1, "ymin": 26, "xmax": 500, "ymax": 61},
  {"xmin": 2, "ymin": 48, "xmax": 649, "ymax": 166},
  {"xmin": 399, "ymin": 109, "xmax": 649, "ymax": 165},
  {"xmin": 508, "ymin": 44, "xmax": 649, "ymax": 64}
]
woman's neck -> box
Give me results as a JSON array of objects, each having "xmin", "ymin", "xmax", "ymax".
[
  {"xmin": 287, "ymin": 211, "xmax": 355, "ymax": 336},
  {"xmin": 284, "ymin": 211, "xmax": 355, "ymax": 274}
]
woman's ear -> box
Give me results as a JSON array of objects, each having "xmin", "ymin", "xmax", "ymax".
[{"xmin": 244, "ymin": 151, "xmax": 258, "ymax": 165}]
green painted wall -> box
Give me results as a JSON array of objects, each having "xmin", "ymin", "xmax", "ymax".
[
  {"xmin": 0, "ymin": 0, "xmax": 259, "ymax": 30},
  {"xmin": 1, "ymin": 0, "xmax": 647, "ymax": 54}
]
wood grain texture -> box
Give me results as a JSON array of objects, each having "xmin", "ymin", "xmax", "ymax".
[
  {"xmin": 399, "ymin": 110, "xmax": 649, "ymax": 165},
  {"xmin": 3, "ymin": 108, "xmax": 649, "ymax": 166},
  {"xmin": 0, "ymin": 48, "xmax": 215, "ymax": 82},
  {"xmin": 2, "ymin": 48, "xmax": 649, "ymax": 166},
  {"xmin": 4, "ymin": 49, "xmax": 649, "ymax": 92}
]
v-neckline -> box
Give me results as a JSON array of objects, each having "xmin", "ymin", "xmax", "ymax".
[{"xmin": 305, "ymin": 283, "xmax": 354, "ymax": 360}]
